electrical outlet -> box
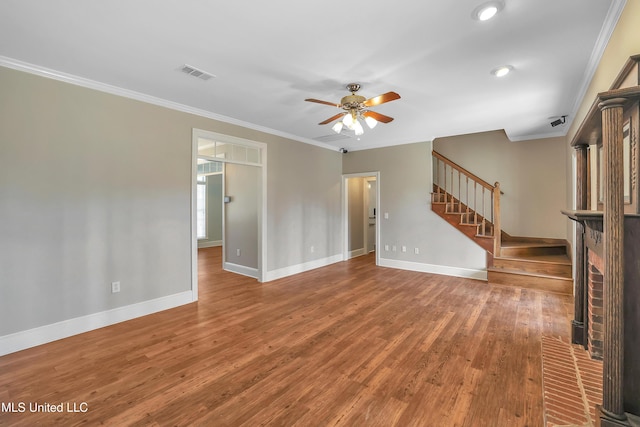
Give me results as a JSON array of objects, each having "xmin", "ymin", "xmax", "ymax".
[
  {"xmin": 111, "ymin": 281, "xmax": 120, "ymax": 293},
  {"xmin": 392, "ymin": 245, "xmax": 397, "ymax": 252},
  {"xmin": 384, "ymin": 245, "xmax": 389, "ymax": 251},
  {"xmin": 236, "ymin": 249, "xmax": 241, "ymax": 256},
  {"xmin": 384, "ymin": 212, "xmax": 389, "ymax": 219},
  {"xmin": 310, "ymin": 246, "xmax": 315, "ymax": 253},
  {"xmin": 402, "ymin": 246, "xmax": 407, "ymax": 253},
  {"xmin": 414, "ymin": 247, "xmax": 420, "ymax": 255}
]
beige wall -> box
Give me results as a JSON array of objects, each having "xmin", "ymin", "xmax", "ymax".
[
  {"xmin": 433, "ymin": 130, "xmax": 568, "ymax": 240},
  {"xmin": 0, "ymin": 65, "xmax": 343, "ymax": 337},
  {"xmin": 265, "ymin": 136, "xmax": 342, "ymax": 270}
]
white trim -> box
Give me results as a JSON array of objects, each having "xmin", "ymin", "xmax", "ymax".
[
  {"xmin": 191, "ymin": 134, "xmax": 199, "ymax": 301},
  {"xmin": 260, "ymin": 144, "xmax": 268, "ymax": 283},
  {"xmin": 378, "ymin": 258, "xmax": 488, "ymax": 281},
  {"xmin": 0, "ymin": 291, "xmax": 193, "ymax": 356},
  {"xmin": 506, "ymin": 129, "xmax": 567, "ymax": 142},
  {"xmin": 198, "ymin": 240, "xmax": 222, "ymax": 248},
  {"xmin": 349, "ymin": 248, "xmax": 367, "ymax": 259},
  {"xmin": 223, "ymin": 262, "xmax": 259, "ymax": 279},
  {"xmin": 0, "ymin": 55, "xmax": 337, "ymax": 152},
  {"xmin": 264, "ymin": 254, "xmax": 343, "ymax": 282},
  {"xmin": 221, "ymin": 163, "xmax": 227, "ymax": 271}
]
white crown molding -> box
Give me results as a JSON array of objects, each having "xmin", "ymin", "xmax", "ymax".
[
  {"xmin": 507, "ymin": 128, "xmax": 569, "ymax": 142},
  {"xmin": 0, "ymin": 55, "xmax": 339, "ymax": 152},
  {"xmin": 569, "ymin": 0, "xmax": 627, "ymax": 117}
]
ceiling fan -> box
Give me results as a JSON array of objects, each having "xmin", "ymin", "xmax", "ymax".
[{"xmin": 305, "ymin": 83, "xmax": 401, "ymax": 135}]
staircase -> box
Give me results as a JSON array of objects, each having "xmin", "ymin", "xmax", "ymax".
[{"xmin": 431, "ymin": 150, "xmax": 573, "ymax": 295}]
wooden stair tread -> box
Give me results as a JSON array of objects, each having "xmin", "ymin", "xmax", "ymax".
[
  {"xmin": 488, "ymin": 267, "xmax": 572, "ymax": 281},
  {"xmin": 500, "ymin": 241, "xmax": 566, "ymax": 248},
  {"xmin": 494, "ymin": 254, "xmax": 571, "ymax": 265}
]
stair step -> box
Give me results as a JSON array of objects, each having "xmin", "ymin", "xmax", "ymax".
[
  {"xmin": 475, "ymin": 234, "xmax": 494, "ymax": 240},
  {"xmin": 488, "ymin": 268, "xmax": 573, "ymax": 294},
  {"xmin": 493, "ymin": 255, "xmax": 572, "ymax": 278},
  {"xmin": 499, "ymin": 242, "xmax": 567, "ymax": 257}
]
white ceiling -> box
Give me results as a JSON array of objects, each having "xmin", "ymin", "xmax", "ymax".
[{"xmin": 0, "ymin": 0, "xmax": 625, "ymax": 151}]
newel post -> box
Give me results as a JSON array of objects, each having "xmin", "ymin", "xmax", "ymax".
[
  {"xmin": 493, "ymin": 182, "xmax": 501, "ymax": 257},
  {"xmin": 598, "ymin": 97, "xmax": 627, "ymax": 426}
]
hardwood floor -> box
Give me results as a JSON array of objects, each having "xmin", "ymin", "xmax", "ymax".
[{"xmin": 0, "ymin": 247, "xmax": 573, "ymax": 426}]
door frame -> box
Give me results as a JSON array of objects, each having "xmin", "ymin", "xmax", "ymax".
[
  {"xmin": 342, "ymin": 172, "xmax": 380, "ymax": 266},
  {"xmin": 191, "ymin": 129, "xmax": 267, "ymax": 301},
  {"xmin": 363, "ymin": 176, "xmax": 377, "ymax": 254}
]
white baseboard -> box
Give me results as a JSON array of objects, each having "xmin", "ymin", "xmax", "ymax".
[
  {"xmin": 348, "ymin": 248, "xmax": 366, "ymax": 259},
  {"xmin": 264, "ymin": 254, "xmax": 343, "ymax": 282},
  {"xmin": 223, "ymin": 262, "xmax": 259, "ymax": 279},
  {"xmin": 378, "ymin": 258, "xmax": 487, "ymax": 281},
  {"xmin": 198, "ymin": 240, "xmax": 222, "ymax": 248},
  {"xmin": 0, "ymin": 291, "xmax": 194, "ymax": 356}
]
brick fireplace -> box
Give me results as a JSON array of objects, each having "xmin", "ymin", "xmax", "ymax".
[{"xmin": 587, "ymin": 249, "xmax": 604, "ymax": 360}]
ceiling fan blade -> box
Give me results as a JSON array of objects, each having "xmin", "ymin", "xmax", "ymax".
[
  {"xmin": 363, "ymin": 91, "xmax": 401, "ymax": 107},
  {"xmin": 319, "ymin": 112, "xmax": 346, "ymax": 125},
  {"xmin": 363, "ymin": 110, "xmax": 394, "ymax": 123},
  {"xmin": 305, "ymin": 98, "xmax": 340, "ymax": 108}
]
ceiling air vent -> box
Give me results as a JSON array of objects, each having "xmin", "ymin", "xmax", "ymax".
[{"xmin": 180, "ymin": 64, "xmax": 216, "ymax": 81}]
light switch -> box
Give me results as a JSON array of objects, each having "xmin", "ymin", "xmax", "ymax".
[{"xmin": 384, "ymin": 212, "xmax": 389, "ymax": 219}]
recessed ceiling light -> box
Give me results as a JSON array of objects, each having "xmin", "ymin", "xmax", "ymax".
[
  {"xmin": 491, "ymin": 65, "xmax": 513, "ymax": 77},
  {"xmin": 472, "ymin": 1, "xmax": 504, "ymax": 21}
]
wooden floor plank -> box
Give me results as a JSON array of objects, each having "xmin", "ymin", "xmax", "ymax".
[{"xmin": 0, "ymin": 247, "xmax": 572, "ymax": 426}]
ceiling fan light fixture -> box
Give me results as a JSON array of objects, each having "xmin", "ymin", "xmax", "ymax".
[
  {"xmin": 305, "ymin": 84, "xmax": 400, "ymax": 137},
  {"xmin": 354, "ymin": 120, "xmax": 364, "ymax": 136},
  {"xmin": 364, "ymin": 115, "xmax": 378, "ymax": 129},
  {"xmin": 472, "ymin": 1, "xmax": 503, "ymax": 21},
  {"xmin": 343, "ymin": 111, "xmax": 357, "ymax": 130}
]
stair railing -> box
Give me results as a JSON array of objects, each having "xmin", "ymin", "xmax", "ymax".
[{"xmin": 432, "ymin": 150, "xmax": 502, "ymax": 256}]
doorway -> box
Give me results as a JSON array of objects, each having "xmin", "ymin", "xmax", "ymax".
[
  {"xmin": 365, "ymin": 177, "xmax": 377, "ymax": 254},
  {"xmin": 191, "ymin": 129, "xmax": 267, "ymax": 301},
  {"xmin": 342, "ymin": 172, "xmax": 380, "ymax": 265}
]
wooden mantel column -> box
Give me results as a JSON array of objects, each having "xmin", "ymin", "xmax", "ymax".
[
  {"xmin": 572, "ymin": 145, "xmax": 588, "ymax": 346},
  {"xmin": 598, "ymin": 98, "xmax": 627, "ymax": 426}
]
